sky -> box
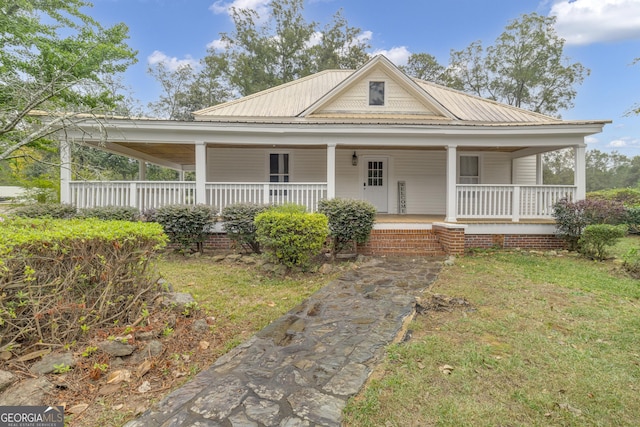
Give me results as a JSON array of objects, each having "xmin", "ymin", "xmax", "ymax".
[{"xmin": 87, "ymin": 0, "xmax": 640, "ymax": 156}]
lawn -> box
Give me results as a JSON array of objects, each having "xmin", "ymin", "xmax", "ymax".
[{"xmin": 343, "ymin": 237, "xmax": 640, "ymax": 427}]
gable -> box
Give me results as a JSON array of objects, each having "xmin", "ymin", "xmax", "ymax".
[{"xmin": 311, "ymin": 68, "xmax": 445, "ymax": 118}]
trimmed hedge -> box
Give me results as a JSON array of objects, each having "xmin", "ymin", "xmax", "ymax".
[
  {"xmin": 318, "ymin": 198, "xmax": 376, "ymax": 256},
  {"xmin": 255, "ymin": 205, "xmax": 328, "ymax": 269},
  {"xmin": 0, "ymin": 217, "xmax": 167, "ymax": 351},
  {"xmin": 12, "ymin": 203, "xmax": 77, "ymax": 219},
  {"xmin": 153, "ymin": 204, "xmax": 217, "ymax": 253},
  {"xmin": 79, "ymin": 205, "xmax": 140, "ymax": 221},
  {"xmin": 221, "ymin": 203, "xmax": 270, "ymax": 254},
  {"xmin": 579, "ymin": 224, "xmax": 628, "ymax": 261}
]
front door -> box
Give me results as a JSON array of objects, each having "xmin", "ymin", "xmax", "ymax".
[{"xmin": 363, "ymin": 158, "xmax": 388, "ymax": 212}]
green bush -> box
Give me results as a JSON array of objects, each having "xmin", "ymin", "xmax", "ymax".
[
  {"xmin": 255, "ymin": 205, "xmax": 328, "ymax": 269},
  {"xmin": 624, "ymin": 206, "xmax": 640, "ymax": 235},
  {"xmin": 221, "ymin": 203, "xmax": 269, "ymax": 254},
  {"xmin": 588, "ymin": 188, "xmax": 640, "ymax": 207},
  {"xmin": 0, "ymin": 217, "xmax": 167, "ymax": 350},
  {"xmin": 153, "ymin": 204, "xmax": 217, "ymax": 253},
  {"xmin": 578, "ymin": 224, "xmax": 628, "ymax": 261},
  {"xmin": 318, "ymin": 198, "xmax": 376, "ymax": 256},
  {"xmin": 79, "ymin": 205, "xmax": 140, "ymax": 221},
  {"xmin": 553, "ymin": 198, "xmax": 627, "ymax": 251},
  {"xmin": 11, "ymin": 203, "xmax": 77, "ymax": 219}
]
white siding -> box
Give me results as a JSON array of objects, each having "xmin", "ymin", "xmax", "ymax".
[
  {"xmin": 320, "ymin": 69, "xmax": 439, "ymax": 116},
  {"xmin": 481, "ymin": 152, "xmax": 512, "ymax": 184},
  {"xmin": 512, "ymin": 156, "xmax": 537, "ymax": 185},
  {"xmin": 207, "ymin": 148, "xmax": 326, "ymax": 182}
]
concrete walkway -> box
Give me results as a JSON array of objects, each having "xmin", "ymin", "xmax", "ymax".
[{"xmin": 124, "ymin": 257, "xmax": 443, "ymax": 427}]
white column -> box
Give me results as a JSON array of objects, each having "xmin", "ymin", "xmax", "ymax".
[
  {"xmin": 326, "ymin": 143, "xmax": 336, "ymax": 199},
  {"xmin": 138, "ymin": 161, "xmax": 147, "ymax": 181},
  {"xmin": 178, "ymin": 170, "xmax": 185, "ymax": 181},
  {"xmin": 445, "ymin": 145, "xmax": 457, "ymax": 222},
  {"xmin": 60, "ymin": 140, "xmax": 72, "ymax": 204},
  {"xmin": 195, "ymin": 141, "xmax": 207, "ymax": 205},
  {"xmin": 536, "ymin": 154, "xmax": 543, "ymax": 185},
  {"xmin": 574, "ymin": 145, "xmax": 586, "ymax": 200}
]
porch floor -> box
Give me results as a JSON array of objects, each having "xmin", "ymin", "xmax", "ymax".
[{"xmin": 374, "ymin": 214, "xmax": 555, "ymax": 225}]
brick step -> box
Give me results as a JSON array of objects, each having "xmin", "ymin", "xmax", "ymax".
[{"xmin": 359, "ymin": 229, "xmax": 446, "ymax": 257}]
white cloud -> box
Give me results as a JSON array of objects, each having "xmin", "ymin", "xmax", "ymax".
[
  {"xmin": 607, "ymin": 136, "xmax": 640, "ymax": 148},
  {"xmin": 207, "ymin": 38, "xmax": 231, "ymax": 51},
  {"xmin": 147, "ymin": 51, "xmax": 198, "ymax": 71},
  {"xmin": 372, "ymin": 46, "xmax": 411, "ymax": 66},
  {"xmin": 210, "ymin": 0, "xmax": 270, "ymax": 18},
  {"xmin": 550, "ymin": 0, "xmax": 640, "ymax": 45}
]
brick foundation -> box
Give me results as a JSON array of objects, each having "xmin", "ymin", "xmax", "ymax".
[
  {"xmin": 358, "ymin": 229, "xmax": 446, "ymax": 257},
  {"xmin": 465, "ymin": 234, "xmax": 565, "ymax": 250}
]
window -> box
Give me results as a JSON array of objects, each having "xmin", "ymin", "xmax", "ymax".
[
  {"xmin": 369, "ymin": 81, "xmax": 385, "ymax": 106},
  {"xmin": 367, "ymin": 161, "xmax": 384, "ymax": 186},
  {"xmin": 269, "ymin": 153, "xmax": 289, "ymax": 183},
  {"xmin": 459, "ymin": 155, "xmax": 479, "ymax": 184}
]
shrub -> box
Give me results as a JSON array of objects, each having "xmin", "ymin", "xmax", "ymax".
[
  {"xmin": 255, "ymin": 205, "xmax": 328, "ymax": 269},
  {"xmin": 221, "ymin": 203, "xmax": 269, "ymax": 254},
  {"xmin": 153, "ymin": 204, "xmax": 217, "ymax": 253},
  {"xmin": 79, "ymin": 205, "xmax": 140, "ymax": 221},
  {"xmin": 12, "ymin": 203, "xmax": 77, "ymax": 219},
  {"xmin": 318, "ymin": 198, "xmax": 377, "ymax": 257},
  {"xmin": 578, "ymin": 224, "xmax": 627, "ymax": 261},
  {"xmin": 588, "ymin": 188, "xmax": 640, "ymax": 207},
  {"xmin": 553, "ymin": 198, "xmax": 627, "ymax": 251},
  {"xmin": 0, "ymin": 217, "xmax": 167, "ymax": 350},
  {"xmin": 626, "ymin": 207, "xmax": 640, "ymax": 235}
]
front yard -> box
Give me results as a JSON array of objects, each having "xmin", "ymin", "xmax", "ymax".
[{"xmin": 343, "ymin": 238, "xmax": 640, "ymax": 426}]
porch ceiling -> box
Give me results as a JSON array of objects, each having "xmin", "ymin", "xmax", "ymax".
[{"xmin": 114, "ymin": 142, "xmax": 195, "ymax": 165}]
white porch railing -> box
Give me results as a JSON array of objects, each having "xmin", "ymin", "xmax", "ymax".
[
  {"xmin": 69, "ymin": 181, "xmax": 327, "ymax": 212},
  {"xmin": 456, "ymin": 185, "xmax": 577, "ymax": 221}
]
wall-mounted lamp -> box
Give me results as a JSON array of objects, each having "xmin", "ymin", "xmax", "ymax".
[{"xmin": 352, "ymin": 151, "xmax": 358, "ymax": 166}]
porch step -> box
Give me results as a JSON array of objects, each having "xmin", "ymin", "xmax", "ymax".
[{"xmin": 358, "ymin": 229, "xmax": 446, "ymax": 257}]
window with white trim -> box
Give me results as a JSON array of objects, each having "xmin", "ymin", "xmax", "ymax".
[
  {"xmin": 369, "ymin": 81, "xmax": 385, "ymax": 106},
  {"xmin": 459, "ymin": 155, "xmax": 479, "ymax": 184}
]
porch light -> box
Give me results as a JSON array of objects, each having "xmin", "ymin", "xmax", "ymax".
[{"xmin": 352, "ymin": 151, "xmax": 358, "ymax": 166}]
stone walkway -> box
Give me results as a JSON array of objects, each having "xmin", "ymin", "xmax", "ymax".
[{"xmin": 124, "ymin": 257, "xmax": 443, "ymax": 427}]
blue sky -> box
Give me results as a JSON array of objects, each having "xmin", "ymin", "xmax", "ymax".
[{"xmin": 88, "ymin": 0, "xmax": 640, "ymax": 156}]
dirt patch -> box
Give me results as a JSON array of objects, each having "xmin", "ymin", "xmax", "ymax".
[{"xmin": 416, "ymin": 293, "xmax": 474, "ymax": 313}]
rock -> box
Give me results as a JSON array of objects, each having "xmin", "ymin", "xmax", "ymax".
[
  {"xmin": 319, "ymin": 263, "xmax": 333, "ymax": 274},
  {"xmin": 444, "ymin": 256, "xmax": 456, "ymax": 266},
  {"xmin": 98, "ymin": 340, "xmax": 136, "ymax": 357},
  {"xmin": 30, "ymin": 352, "xmax": 76, "ymax": 375},
  {"xmin": 0, "ymin": 377, "xmax": 54, "ymax": 405},
  {"xmin": 287, "ymin": 388, "xmax": 344, "ymax": 426},
  {"xmin": 136, "ymin": 331, "xmax": 157, "ymax": 341},
  {"xmin": 226, "ymin": 254, "xmax": 242, "ymax": 262},
  {"xmin": 157, "ymin": 278, "xmax": 173, "ymax": 292},
  {"xmin": 243, "ymin": 396, "xmax": 280, "ymax": 426},
  {"xmin": 212, "ymin": 254, "xmax": 227, "ymax": 262},
  {"xmin": 131, "ymin": 340, "xmax": 163, "ymax": 364},
  {"xmin": 241, "ymin": 256, "xmax": 257, "ymax": 265},
  {"xmin": 161, "ymin": 292, "xmax": 196, "ymax": 312},
  {"xmin": 138, "ymin": 381, "xmax": 152, "ymax": 393},
  {"xmin": 545, "ymin": 250, "xmax": 558, "ymax": 257},
  {"xmin": 0, "ymin": 351, "xmax": 12, "ymax": 361},
  {"xmin": 0, "ymin": 370, "xmax": 16, "ymax": 393},
  {"xmin": 192, "ymin": 319, "xmax": 210, "ymax": 333}
]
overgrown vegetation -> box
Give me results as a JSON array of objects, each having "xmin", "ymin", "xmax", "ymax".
[
  {"xmin": 579, "ymin": 223, "xmax": 627, "ymax": 260},
  {"xmin": 318, "ymin": 198, "xmax": 376, "ymax": 257},
  {"xmin": 221, "ymin": 203, "xmax": 270, "ymax": 253},
  {"xmin": 255, "ymin": 204, "xmax": 328, "ymax": 269},
  {"xmin": 152, "ymin": 204, "xmax": 217, "ymax": 253},
  {"xmin": 0, "ymin": 217, "xmax": 167, "ymax": 352}
]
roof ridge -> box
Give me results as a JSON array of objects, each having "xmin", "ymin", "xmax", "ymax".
[
  {"xmin": 412, "ymin": 78, "xmax": 561, "ymax": 122},
  {"xmin": 193, "ymin": 69, "xmax": 353, "ymax": 116}
]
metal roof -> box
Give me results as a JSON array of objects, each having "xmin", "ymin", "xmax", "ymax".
[{"xmin": 193, "ymin": 56, "xmax": 565, "ymax": 125}]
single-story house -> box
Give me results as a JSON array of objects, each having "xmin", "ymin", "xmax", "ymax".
[{"xmin": 59, "ymin": 55, "xmax": 609, "ymax": 255}]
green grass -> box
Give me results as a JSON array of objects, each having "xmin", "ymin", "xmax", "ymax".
[
  {"xmin": 343, "ymin": 248, "xmax": 640, "ymax": 427},
  {"xmin": 156, "ymin": 254, "xmax": 334, "ymax": 344}
]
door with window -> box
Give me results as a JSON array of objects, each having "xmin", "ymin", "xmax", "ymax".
[{"xmin": 363, "ymin": 158, "xmax": 388, "ymax": 212}]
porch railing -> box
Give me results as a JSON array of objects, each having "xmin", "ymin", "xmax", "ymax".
[
  {"xmin": 69, "ymin": 181, "xmax": 327, "ymax": 212},
  {"xmin": 456, "ymin": 185, "xmax": 576, "ymax": 221}
]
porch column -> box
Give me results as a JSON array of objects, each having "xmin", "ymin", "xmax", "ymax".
[
  {"xmin": 536, "ymin": 154, "xmax": 543, "ymax": 185},
  {"xmin": 574, "ymin": 145, "xmax": 586, "ymax": 200},
  {"xmin": 195, "ymin": 141, "xmax": 207, "ymax": 204},
  {"xmin": 138, "ymin": 161, "xmax": 147, "ymax": 181},
  {"xmin": 445, "ymin": 145, "xmax": 457, "ymax": 222},
  {"xmin": 326, "ymin": 143, "xmax": 336, "ymax": 199},
  {"xmin": 60, "ymin": 139, "xmax": 71, "ymax": 204}
]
